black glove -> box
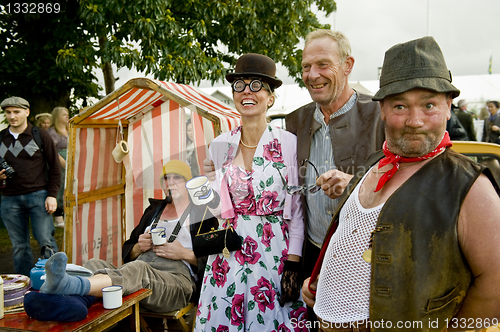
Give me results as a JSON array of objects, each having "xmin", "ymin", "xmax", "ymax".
[
  {"xmin": 207, "ymin": 190, "xmax": 220, "ymax": 209},
  {"xmin": 279, "ymin": 260, "xmax": 302, "ymax": 307}
]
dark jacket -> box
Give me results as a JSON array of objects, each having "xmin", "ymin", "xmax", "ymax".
[
  {"xmin": 455, "ymin": 109, "xmax": 477, "ymax": 141},
  {"xmin": 285, "ymin": 92, "xmax": 385, "ymax": 230},
  {"xmin": 122, "ymin": 198, "xmax": 217, "ymax": 302},
  {"xmin": 285, "ymin": 93, "xmax": 385, "ymax": 183},
  {"xmin": 326, "ymin": 148, "xmax": 498, "ymax": 331},
  {"xmin": 0, "ymin": 123, "xmax": 61, "ymax": 197},
  {"xmin": 447, "ymin": 110, "xmax": 468, "ymax": 141},
  {"xmin": 482, "ymin": 114, "xmax": 500, "ymax": 143}
]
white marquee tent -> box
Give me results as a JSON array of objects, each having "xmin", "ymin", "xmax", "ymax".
[{"xmin": 201, "ymin": 74, "xmax": 500, "ymax": 118}]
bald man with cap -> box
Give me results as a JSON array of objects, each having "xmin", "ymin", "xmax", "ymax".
[
  {"xmin": 302, "ymin": 37, "xmax": 500, "ymax": 332},
  {"xmin": 37, "ymin": 160, "xmax": 216, "ymax": 314}
]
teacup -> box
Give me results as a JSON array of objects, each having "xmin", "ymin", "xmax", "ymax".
[
  {"xmin": 151, "ymin": 227, "xmax": 166, "ymax": 245},
  {"xmin": 185, "ymin": 175, "xmax": 214, "ymax": 206}
]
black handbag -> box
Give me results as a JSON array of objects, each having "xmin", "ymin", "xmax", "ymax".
[{"xmin": 192, "ymin": 207, "xmax": 242, "ymax": 258}]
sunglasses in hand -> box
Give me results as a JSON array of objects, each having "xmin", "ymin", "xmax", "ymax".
[{"xmin": 273, "ymin": 159, "xmax": 321, "ymax": 195}]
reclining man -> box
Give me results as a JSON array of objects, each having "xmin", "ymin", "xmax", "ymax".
[
  {"xmin": 38, "ymin": 160, "xmax": 213, "ymax": 313},
  {"xmin": 302, "ymin": 37, "xmax": 500, "ymax": 332}
]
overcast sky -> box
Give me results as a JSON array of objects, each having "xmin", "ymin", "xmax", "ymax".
[
  {"xmin": 107, "ymin": 0, "xmax": 500, "ymax": 89},
  {"xmin": 325, "ymin": 0, "xmax": 500, "ymax": 82}
]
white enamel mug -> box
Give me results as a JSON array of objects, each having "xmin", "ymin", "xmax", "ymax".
[{"xmin": 101, "ymin": 285, "xmax": 123, "ymax": 309}]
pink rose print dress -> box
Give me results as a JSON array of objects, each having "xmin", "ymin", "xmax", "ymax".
[{"xmin": 194, "ymin": 126, "xmax": 309, "ymax": 332}]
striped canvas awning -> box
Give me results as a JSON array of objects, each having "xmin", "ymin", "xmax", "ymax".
[
  {"xmin": 65, "ymin": 78, "xmax": 241, "ymax": 266},
  {"xmin": 74, "ymin": 78, "xmax": 241, "ymax": 132}
]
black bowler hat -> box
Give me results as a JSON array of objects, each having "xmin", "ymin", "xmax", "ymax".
[
  {"xmin": 225, "ymin": 53, "xmax": 283, "ymax": 89},
  {"xmin": 373, "ymin": 36, "xmax": 460, "ymax": 101}
]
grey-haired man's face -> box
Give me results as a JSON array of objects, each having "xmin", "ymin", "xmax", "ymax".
[{"xmin": 301, "ymin": 37, "xmax": 352, "ymax": 107}]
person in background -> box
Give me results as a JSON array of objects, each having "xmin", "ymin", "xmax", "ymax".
[
  {"xmin": 35, "ymin": 113, "xmax": 52, "ymax": 130},
  {"xmin": 38, "ymin": 160, "xmax": 211, "ymax": 315},
  {"xmin": 0, "ymin": 96, "xmax": 61, "ymax": 276},
  {"xmin": 302, "ymin": 36, "xmax": 500, "ymax": 332},
  {"xmin": 203, "ymin": 30, "xmax": 385, "ymax": 329},
  {"xmin": 195, "ymin": 53, "xmax": 308, "ymax": 331},
  {"xmin": 482, "ymin": 100, "xmax": 500, "ymax": 144},
  {"xmin": 447, "ymin": 105, "xmax": 468, "ymax": 141},
  {"xmin": 479, "ymin": 105, "xmax": 490, "ymax": 120},
  {"xmin": 456, "ymin": 99, "xmax": 477, "ymax": 141},
  {"xmin": 186, "ymin": 118, "xmax": 200, "ymax": 177},
  {"xmin": 47, "ymin": 107, "xmax": 69, "ymax": 228}
]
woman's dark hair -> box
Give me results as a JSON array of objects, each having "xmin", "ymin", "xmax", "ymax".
[
  {"xmin": 186, "ymin": 118, "xmax": 193, "ymax": 143},
  {"xmin": 487, "ymin": 100, "xmax": 500, "ymax": 108}
]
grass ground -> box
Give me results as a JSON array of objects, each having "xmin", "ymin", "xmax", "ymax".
[{"xmin": 0, "ymin": 222, "xmax": 65, "ymax": 274}]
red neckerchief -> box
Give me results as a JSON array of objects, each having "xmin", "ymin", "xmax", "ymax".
[
  {"xmin": 307, "ymin": 131, "xmax": 453, "ymax": 295},
  {"xmin": 374, "ymin": 131, "xmax": 452, "ymax": 192}
]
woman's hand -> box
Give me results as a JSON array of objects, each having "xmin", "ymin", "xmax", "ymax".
[
  {"xmin": 279, "ymin": 258, "xmax": 302, "ymax": 307},
  {"xmin": 493, "ymin": 125, "xmax": 500, "ymax": 132}
]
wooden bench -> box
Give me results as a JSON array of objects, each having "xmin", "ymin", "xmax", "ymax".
[
  {"xmin": 140, "ymin": 301, "xmax": 196, "ymax": 332},
  {"xmin": 0, "ymin": 288, "xmax": 152, "ymax": 332}
]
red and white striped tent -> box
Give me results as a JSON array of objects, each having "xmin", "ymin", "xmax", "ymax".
[{"xmin": 64, "ymin": 78, "xmax": 241, "ymax": 266}]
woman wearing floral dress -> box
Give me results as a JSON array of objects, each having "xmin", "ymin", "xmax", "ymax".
[{"xmin": 194, "ymin": 54, "xmax": 308, "ymax": 331}]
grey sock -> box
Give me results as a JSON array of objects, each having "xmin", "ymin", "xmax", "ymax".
[{"xmin": 40, "ymin": 252, "xmax": 91, "ymax": 296}]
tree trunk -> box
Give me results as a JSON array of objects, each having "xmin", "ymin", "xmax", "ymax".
[
  {"xmin": 102, "ymin": 61, "xmax": 115, "ymax": 96},
  {"xmin": 99, "ymin": 36, "xmax": 115, "ymax": 95}
]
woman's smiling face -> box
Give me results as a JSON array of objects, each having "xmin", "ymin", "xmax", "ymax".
[{"xmin": 232, "ymin": 78, "xmax": 274, "ymax": 119}]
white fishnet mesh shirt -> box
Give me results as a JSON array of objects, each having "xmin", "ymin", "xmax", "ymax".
[{"xmin": 314, "ymin": 171, "xmax": 383, "ymax": 323}]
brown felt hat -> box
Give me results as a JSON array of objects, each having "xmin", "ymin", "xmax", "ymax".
[
  {"xmin": 373, "ymin": 36, "xmax": 460, "ymax": 101},
  {"xmin": 1, "ymin": 96, "xmax": 30, "ymax": 110},
  {"xmin": 225, "ymin": 53, "xmax": 283, "ymax": 89}
]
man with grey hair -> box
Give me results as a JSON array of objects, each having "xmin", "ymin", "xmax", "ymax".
[
  {"xmin": 285, "ymin": 29, "xmax": 385, "ymax": 284},
  {"xmin": 302, "ymin": 36, "xmax": 500, "ymax": 332},
  {"xmin": 456, "ymin": 99, "xmax": 477, "ymax": 141}
]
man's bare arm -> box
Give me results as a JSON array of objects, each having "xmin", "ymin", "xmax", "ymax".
[
  {"xmin": 129, "ymin": 232, "xmax": 153, "ymax": 261},
  {"xmin": 454, "ymin": 173, "xmax": 500, "ymax": 330}
]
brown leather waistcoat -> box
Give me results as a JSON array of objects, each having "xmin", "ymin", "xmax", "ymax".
[
  {"xmin": 328, "ymin": 148, "xmax": 496, "ymax": 331},
  {"xmin": 285, "ymin": 92, "xmax": 385, "ymax": 234},
  {"xmin": 285, "ymin": 92, "xmax": 385, "ymax": 185}
]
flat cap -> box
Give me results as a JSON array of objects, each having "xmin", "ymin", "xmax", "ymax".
[{"xmin": 1, "ymin": 96, "xmax": 30, "ymax": 110}]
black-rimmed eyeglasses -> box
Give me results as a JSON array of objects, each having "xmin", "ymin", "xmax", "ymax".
[
  {"xmin": 273, "ymin": 159, "xmax": 321, "ymax": 195},
  {"xmin": 231, "ymin": 79, "xmax": 269, "ymax": 93}
]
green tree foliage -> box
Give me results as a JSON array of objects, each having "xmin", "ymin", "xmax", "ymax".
[
  {"xmin": 0, "ymin": 0, "xmax": 335, "ymax": 115},
  {"xmin": 0, "ymin": 1, "xmax": 99, "ymax": 115}
]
